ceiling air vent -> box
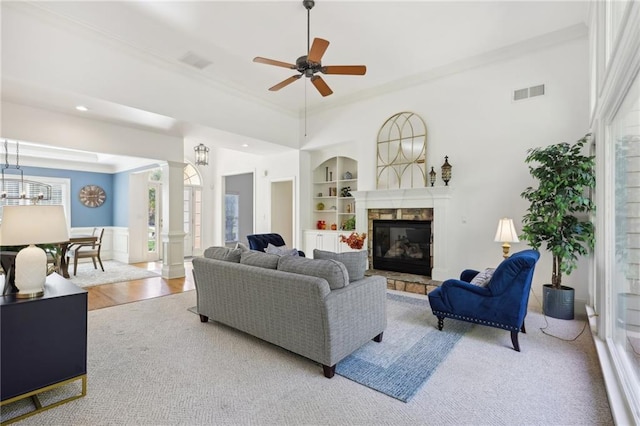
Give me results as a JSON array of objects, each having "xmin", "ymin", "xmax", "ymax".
[
  {"xmin": 513, "ymin": 84, "xmax": 546, "ymax": 102},
  {"xmin": 179, "ymin": 51, "xmax": 212, "ymax": 70}
]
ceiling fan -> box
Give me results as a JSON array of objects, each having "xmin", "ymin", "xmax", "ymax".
[{"xmin": 253, "ymin": 0, "xmax": 366, "ymax": 97}]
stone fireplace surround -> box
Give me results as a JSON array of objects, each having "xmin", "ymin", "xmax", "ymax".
[{"xmin": 351, "ymin": 187, "xmax": 451, "ymax": 294}]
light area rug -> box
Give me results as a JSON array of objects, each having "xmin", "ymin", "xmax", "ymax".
[
  {"xmin": 335, "ymin": 293, "xmax": 472, "ymax": 402},
  {"xmin": 66, "ymin": 260, "xmax": 159, "ymax": 287},
  {"xmin": 2, "ymin": 290, "xmax": 613, "ymax": 425}
]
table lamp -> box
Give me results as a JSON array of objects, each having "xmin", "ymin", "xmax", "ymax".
[
  {"xmin": 494, "ymin": 217, "xmax": 519, "ymax": 258},
  {"xmin": 0, "ymin": 205, "xmax": 69, "ymax": 298}
]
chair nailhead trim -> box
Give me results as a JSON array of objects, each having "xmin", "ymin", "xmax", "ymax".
[{"xmin": 431, "ymin": 310, "xmax": 519, "ymax": 332}]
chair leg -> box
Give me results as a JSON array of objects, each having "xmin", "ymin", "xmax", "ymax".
[
  {"xmin": 73, "ymin": 256, "xmax": 78, "ymax": 276},
  {"xmin": 91, "ymin": 258, "xmax": 97, "ymax": 270},
  {"xmin": 437, "ymin": 316, "xmax": 444, "ymax": 331},
  {"xmin": 521, "ymin": 321, "xmax": 526, "ymax": 334},
  {"xmin": 97, "ymin": 256, "xmax": 104, "ymax": 272},
  {"xmin": 511, "ymin": 331, "xmax": 521, "ymax": 352},
  {"xmin": 372, "ymin": 332, "xmax": 383, "ymax": 342}
]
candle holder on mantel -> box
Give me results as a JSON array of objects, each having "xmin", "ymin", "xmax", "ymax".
[
  {"xmin": 429, "ymin": 167, "xmax": 437, "ymax": 187},
  {"xmin": 441, "ymin": 156, "xmax": 452, "ymax": 186}
]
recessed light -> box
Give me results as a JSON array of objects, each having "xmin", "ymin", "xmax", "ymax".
[
  {"xmin": 241, "ymin": 144, "xmax": 249, "ymax": 148},
  {"xmin": 75, "ymin": 105, "xmax": 88, "ymax": 112}
]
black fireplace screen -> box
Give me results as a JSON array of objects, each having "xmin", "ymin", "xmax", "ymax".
[{"xmin": 373, "ymin": 219, "xmax": 431, "ymax": 276}]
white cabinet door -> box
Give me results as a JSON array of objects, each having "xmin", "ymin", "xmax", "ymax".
[{"xmin": 304, "ymin": 231, "xmax": 339, "ymax": 257}]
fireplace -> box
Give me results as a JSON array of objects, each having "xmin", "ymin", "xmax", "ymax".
[{"xmin": 373, "ymin": 219, "xmax": 431, "ymax": 276}]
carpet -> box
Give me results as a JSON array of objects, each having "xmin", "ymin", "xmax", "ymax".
[
  {"xmin": 1, "ymin": 291, "xmax": 613, "ymax": 425},
  {"xmin": 336, "ymin": 292, "xmax": 472, "ymax": 402},
  {"xmin": 66, "ymin": 260, "xmax": 159, "ymax": 288},
  {"xmin": 187, "ymin": 292, "xmax": 472, "ymax": 403}
]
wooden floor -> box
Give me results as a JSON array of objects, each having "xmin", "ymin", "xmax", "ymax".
[{"xmin": 86, "ymin": 261, "xmax": 195, "ymax": 311}]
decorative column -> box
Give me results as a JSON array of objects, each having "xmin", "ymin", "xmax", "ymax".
[{"xmin": 161, "ymin": 161, "xmax": 186, "ymax": 279}]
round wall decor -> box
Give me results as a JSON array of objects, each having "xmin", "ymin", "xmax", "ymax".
[{"xmin": 79, "ymin": 185, "xmax": 106, "ymax": 207}]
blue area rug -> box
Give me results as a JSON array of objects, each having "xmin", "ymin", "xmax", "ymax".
[{"xmin": 336, "ymin": 293, "xmax": 472, "ymax": 402}]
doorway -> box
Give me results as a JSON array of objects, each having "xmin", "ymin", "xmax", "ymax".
[
  {"xmin": 270, "ymin": 179, "xmax": 295, "ymax": 248},
  {"xmin": 223, "ymin": 173, "xmax": 254, "ymax": 247}
]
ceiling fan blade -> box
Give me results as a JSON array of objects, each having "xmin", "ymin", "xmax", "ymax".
[
  {"xmin": 322, "ymin": 65, "xmax": 367, "ymax": 75},
  {"xmin": 253, "ymin": 57, "xmax": 296, "ymax": 69},
  {"xmin": 268, "ymin": 75, "xmax": 302, "ymax": 91},
  {"xmin": 307, "ymin": 38, "xmax": 330, "ymax": 63},
  {"xmin": 310, "ymin": 75, "xmax": 333, "ymax": 97}
]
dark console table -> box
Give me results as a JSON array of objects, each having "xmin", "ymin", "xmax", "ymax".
[{"xmin": 1, "ymin": 273, "xmax": 87, "ymax": 424}]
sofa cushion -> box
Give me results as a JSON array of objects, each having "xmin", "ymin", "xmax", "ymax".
[
  {"xmin": 313, "ymin": 249, "xmax": 366, "ymax": 282},
  {"xmin": 469, "ymin": 267, "xmax": 495, "ymax": 287},
  {"xmin": 203, "ymin": 246, "xmax": 242, "ymax": 263},
  {"xmin": 240, "ymin": 251, "xmax": 280, "ymax": 269},
  {"xmin": 265, "ymin": 243, "xmax": 299, "ymax": 257},
  {"xmin": 277, "ymin": 255, "xmax": 349, "ymax": 290}
]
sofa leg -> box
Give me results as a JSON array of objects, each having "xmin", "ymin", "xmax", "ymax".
[
  {"xmin": 373, "ymin": 332, "xmax": 383, "ymax": 343},
  {"xmin": 511, "ymin": 331, "xmax": 521, "ymax": 352},
  {"xmin": 199, "ymin": 314, "xmax": 209, "ymax": 323},
  {"xmin": 437, "ymin": 316, "xmax": 444, "ymax": 331},
  {"xmin": 323, "ymin": 364, "xmax": 336, "ymax": 378}
]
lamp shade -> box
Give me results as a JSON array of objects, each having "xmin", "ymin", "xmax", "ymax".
[
  {"xmin": 1, "ymin": 205, "xmax": 69, "ymax": 246},
  {"xmin": 0, "ymin": 205, "xmax": 69, "ymax": 297},
  {"xmin": 494, "ymin": 218, "xmax": 519, "ymax": 243}
]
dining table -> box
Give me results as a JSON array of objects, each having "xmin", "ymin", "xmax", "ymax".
[{"xmin": 59, "ymin": 235, "xmax": 98, "ymax": 279}]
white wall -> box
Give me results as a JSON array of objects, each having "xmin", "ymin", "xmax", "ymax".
[
  {"xmin": 204, "ymin": 147, "xmax": 302, "ymax": 249},
  {"xmin": 302, "ymin": 37, "xmax": 590, "ymax": 308}
]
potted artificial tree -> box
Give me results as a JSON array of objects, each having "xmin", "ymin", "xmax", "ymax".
[{"xmin": 520, "ymin": 133, "xmax": 595, "ymax": 320}]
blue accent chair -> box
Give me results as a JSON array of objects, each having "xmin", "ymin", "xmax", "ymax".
[
  {"xmin": 246, "ymin": 233, "xmax": 305, "ymax": 257},
  {"xmin": 428, "ymin": 249, "xmax": 540, "ymax": 351}
]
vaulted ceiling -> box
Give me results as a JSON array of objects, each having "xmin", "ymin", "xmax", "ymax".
[{"xmin": 1, "ymin": 1, "xmax": 589, "ymax": 162}]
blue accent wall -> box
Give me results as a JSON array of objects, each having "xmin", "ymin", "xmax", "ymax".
[{"xmin": 18, "ymin": 166, "xmax": 114, "ymax": 227}]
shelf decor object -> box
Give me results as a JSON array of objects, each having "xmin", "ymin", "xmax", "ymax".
[
  {"xmin": 194, "ymin": 143, "xmax": 209, "ymax": 166},
  {"xmin": 0, "ymin": 205, "xmax": 69, "ymax": 298},
  {"xmin": 441, "ymin": 156, "xmax": 452, "ymax": 186}
]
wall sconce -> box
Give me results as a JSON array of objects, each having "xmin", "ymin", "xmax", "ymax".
[
  {"xmin": 429, "ymin": 167, "xmax": 437, "ymax": 187},
  {"xmin": 494, "ymin": 217, "xmax": 519, "ymax": 258},
  {"xmin": 194, "ymin": 143, "xmax": 210, "ymax": 166},
  {"xmin": 441, "ymin": 156, "xmax": 452, "ymax": 186}
]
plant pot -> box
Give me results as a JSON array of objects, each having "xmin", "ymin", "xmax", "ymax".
[{"xmin": 542, "ymin": 284, "xmax": 575, "ymax": 320}]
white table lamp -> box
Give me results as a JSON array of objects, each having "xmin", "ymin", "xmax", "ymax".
[
  {"xmin": 0, "ymin": 205, "xmax": 69, "ymax": 298},
  {"xmin": 494, "ymin": 218, "xmax": 519, "ymax": 259}
]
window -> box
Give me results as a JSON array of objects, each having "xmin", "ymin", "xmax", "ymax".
[
  {"xmin": 225, "ymin": 193, "xmax": 239, "ymax": 243},
  {"xmin": 0, "ymin": 175, "xmax": 71, "ymax": 228},
  {"xmin": 610, "ymin": 70, "xmax": 640, "ymax": 410}
]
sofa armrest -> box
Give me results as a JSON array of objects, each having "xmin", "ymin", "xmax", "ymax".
[{"xmin": 322, "ymin": 275, "xmax": 387, "ymax": 365}]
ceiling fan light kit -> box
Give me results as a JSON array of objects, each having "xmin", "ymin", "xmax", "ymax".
[{"xmin": 253, "ymin": 0, "xmax": 366, "ymax": 97}]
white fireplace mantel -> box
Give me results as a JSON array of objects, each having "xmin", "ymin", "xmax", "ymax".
[{"xmin": 352, "ymin": 187, "xmax": 452, "ymax": 281}]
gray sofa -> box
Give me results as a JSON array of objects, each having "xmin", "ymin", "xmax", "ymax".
[{"xmin": 192, "ymin": 247, "xmax": 387, "ymax": 378}]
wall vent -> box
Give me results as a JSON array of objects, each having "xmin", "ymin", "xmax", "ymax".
[
  {"xmin": 513, "ymin": 84, "xmax": 546, "ymax": 101},
  {"xmin": 179, "ymin": 51, "xmax": 212, "ymax": 70}
]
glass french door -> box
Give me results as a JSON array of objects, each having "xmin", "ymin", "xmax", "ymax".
[
  {"xmin": 147, "ymin": 182, "xmax": 162, "ymax": 261},
  {"xmin": 184, "ymin": 186, "xmax": 202, "ymax": 257}
]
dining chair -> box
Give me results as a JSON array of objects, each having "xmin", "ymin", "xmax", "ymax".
[{"xmin": 67, "ymin": 228, "xmax": 105, "ymax": 276}]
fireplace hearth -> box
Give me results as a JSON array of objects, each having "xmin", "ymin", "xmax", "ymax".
[{"xmin": 373, "ymin": 219, "xmax": 431, "ymax": 276}]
